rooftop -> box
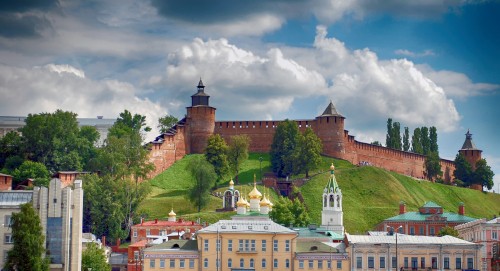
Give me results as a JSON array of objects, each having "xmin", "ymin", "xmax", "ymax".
[
  {"xmin": 347, "ymin": 234, "xmax": 476, "ymax": 245},
  {"xmin": 296, "ymin": 240, "xmax": 339, "ymax": 253},
  {"xmin": 385, "ymin": 211, "xmax": 475, "ymax": 223},
  {"xmin": 198, "ymin": 219, "xmax": 297, "ymax": 234},
  {"xmin": 0, "ymin": 191, "xmax": 33, "ymax": 206},
  {"xmin": 144, "ymin": 240, "xmax": 198, "ymax": 252}
]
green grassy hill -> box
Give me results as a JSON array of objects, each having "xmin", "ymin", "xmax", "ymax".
[{"xmin": 140, "ymin": 153, "xmax": 500, "ymax": 233}]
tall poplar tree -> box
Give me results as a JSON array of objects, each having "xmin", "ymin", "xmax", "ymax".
[
  {"xmin": 403, "ymin": 127, "xmax": 410, "ymax": 152},
  {"xmin": 392, "ymin": 121, "xmax": 402, "ymax": 150},
  {"xmin": 429, "ymin": 126, "xmax": 438, "ymax": 154},
  {"xmin": 385, "ymin": 118, "xmax": 393, "ymax": 148},
  {"xmin": 4, "ymin": 203, "xmax": 49, "ymax": 271},
  {"xmin": 421, "ymin": 126, "xmax": 430, "ymax": 155},
  {"xmin": 411, "ymin": 128, "xmax": 423, "ymax": 154}
]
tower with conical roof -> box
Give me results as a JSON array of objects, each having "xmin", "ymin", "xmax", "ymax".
[
  {"xmin": 314, "ymin": 100, "xmax": 346, "ymax": 158},
  {"xmin": 186, "ymin": 78, "xmax": 216, "ymax": 154},
  {"xmin": 321, "ymin": 164, "xmax": 344, "ymax": 235},
  {"xmin": 459, "ymin": 129, "xmax": 482, "ymax": 170}
]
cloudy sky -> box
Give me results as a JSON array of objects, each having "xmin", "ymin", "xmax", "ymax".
[{"xmin": 1, "ymin": 0, "xmax": 499, "ymax": 192}]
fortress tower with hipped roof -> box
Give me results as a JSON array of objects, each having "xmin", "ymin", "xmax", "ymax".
[{"xmin": 148, "ymin": 80, "xmax": 487, "ymax": 185}]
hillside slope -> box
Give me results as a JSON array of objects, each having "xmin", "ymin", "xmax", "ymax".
[{"xmin": 140, "ymin": 153, "xmax": 500, "ymax": 233}]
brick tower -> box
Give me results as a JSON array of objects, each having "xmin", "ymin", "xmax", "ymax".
[
  {"xmin": 313, "ymin": 100, "xmax": 346, "ymax": 158},
  {"xmin": 459, "ymin": 129, "xmax": 482, "ymax": 170},
  {"xmin": 186, "ymin": 79, "xmax": 216, "ymax": 154}
]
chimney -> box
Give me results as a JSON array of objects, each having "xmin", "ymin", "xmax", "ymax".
[
  {"xmin": 399, "ymin": 201, "xmax": 406, "ymax": 214},
  {"xmin": 102, "ymin": 236, "xmax": 106, "ymax": 247},
  {"xmin": 458, "ymin": 202, "xmax": 465, "ymax": 215},
  {"xmin": 155, "ymin": 218, "xmax": 158, "ymax": 224}
]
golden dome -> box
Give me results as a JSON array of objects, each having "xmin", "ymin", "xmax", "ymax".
[
  {"xmin": 260, "ymin": 194, "xmax": 270, "ymax": 206},
  {"xmin": 236, "ymin": 196, "xmax": 246, "ymax": 207},
  {"xmin": 229, "ymin": 179, "xmax": 234, "ymax": 186},
  {"xmin": 248, "ymin": 182, "xmax": 262, "ymax": 199},
  {"xmin": 168, "ymin": 208, "xmax": 176, "ymax": 217},
  {"xmin": 330, "ymin": 163, "xmax": 335, "ymax": 171}
]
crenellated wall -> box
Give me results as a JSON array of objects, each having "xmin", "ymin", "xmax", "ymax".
[{"xmin": 148, "ymin": 122, "xmax": 188, "ymax": 177}]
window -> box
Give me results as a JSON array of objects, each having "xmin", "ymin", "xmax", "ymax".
[
  {"xmin": 216, "ymin": 239, "xmax": 221, "ymax": 251},
  {"xmin": 274, "ymin": 259, "xmax": 278, "ymax": 268},
  {"xmin": 419, "ymin": 227, "xmax": 424, "ymax": 235},
  {"xmin": 133, "ymin": 229, "xmax": 137, "ymax": 237},
  {"xmin": 432, "ymin": 257, "xmax": 437, "ymax": 269},
  {"xmin": 430, "ymin": 227, "xmax": 435, "ymax": 236},
  {"xmin": 228, "ymin": 259, "xmax": 232, "ymax": 268},
  {"xmin": 327, "ymin": 260, "xmax": 332, "ymax": 269},
  {"xmin": 410, "ymin": 226, "xmax": 415, "ymax": 235},
  {"xmin": 262, "ymin": 259, "xmax": 267, "ymax": 268},
  {"xmin": 299, "ymin": 260, "xmax": 304, "ymax": 269},
  {"xmin": 239, "ymin": 239, "xmax": 244, "ymax": 251},
  {"xmin": 286, "ymin": 259, "xmax": 290, "ymax": 268},
  {"xmin": 4, "ymin": 215, "xmax": 11, "ymax": 227},
  {"xmin": 179, "ymin": 259, "xmax": 185, "ymax": 268},
  {"xmin": 250, "ymin": 259, "xmax": 254, "ymax": 268},
  {"xmin": 368, "ymin": 257, "xmax": 375, "ymax": 268},
  {"xmin": 318, "ymin": 260, "xmax": 323, "ymax": 269},
  {"xmin": 493, "ymin": 231, "xmax": 498, "ymax": 240},
  {"xmin": 356, "ymin": 257, "xmax": 362, "ymax": 269},
  {"xmin": 170, "ymin": 259, "xmax": 175, "ymax": 268},
  {"xmin": 274, "ymin": 240, "xmax": 278, "ymax": 251},
  {"xmin": 160, "ymin": 230, "xmax": 166, "ymax": 236},
  {"xmin": 337, "ymin": 260, "xmax": 342, "ymax": 269},
  {"xmin": 146, "ymin": 229, "xmax": 150, "ymax": 236},
  {"xmin": 392, "ymin": 257, "xmax": 397, "ymax": 269},
  {"xmin": 204, "ymin": 239, "xmax": 209, "ymax": 251},
  {"xmin": 411, "ymin": 257, "xmax": 418, "ymax": 269},
  {"xmin": 228, "ymin": 239, "xmax": 232, "ymax": 251},
  {"xmin": 444, "ymin": 257, "xmax": 450, "ymax": 269},
  {"xmin": 455, "ymin": 257, "xmax": 461, "ymax": 269},
  {"xmin": 421, "ymin": 257, "xmax": 426, "ymax": 269},
  {"xmin": 380, "ymin": 257, "xmax": 386, "ymax": 269},
  {"xmin": 134, "ymin": 251, "xmax": 139, "ymax": 260},
  {"xmin": 189, "ymin": 259, "xmax": 195, "ymax": 269},
  {"xmin": 216, "ymin": 259, "xmax": 220, "ymax": 269},
  {"xmin": 203, "ymin": 258, "xmax": 208, "ymax": 268},
  {"xmin": 160, "ymin": 259, "xmax": 165, "ymax": 268},
  {"xmin": 150, "ymin": 259, "xmax": 156, "ymax": 269},
  {"xmin": 240, "ymin": 258, "xmax": 244, "ymax": 268},
  {"xmin": 309, "ymin": 260, "xmax": 314, "ymax": 269},
  {"xmin": 286, "ymin": 240, "xmax": 290, "ymax": 251},
  {"xmin": 245, "ymin": 239, "xmax": 250, "ymax": 251},
  {"xmin": 467, "ymin": 258, "xmax": 473, "ymax": 269},
  {"xmin": 262, "ymin": 240, "xmax": 267, "ymax": 251},
  {"xmin": 251, "ymin": 240, "xmax": 256, "ymax": 251},
  {"xmin": 404, "ymin": 257, "xmax": 408, "ymax": 268}
]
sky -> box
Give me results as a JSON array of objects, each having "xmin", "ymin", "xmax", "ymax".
[{"xmin": 0, "ymin": 0, "xmax": 499, "ymax": 192}]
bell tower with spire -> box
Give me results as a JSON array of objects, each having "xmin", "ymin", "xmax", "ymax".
[
  {"xmin": 186, "ymin": 78, "xmax": 216, "ymax": 153},
  {"xmin": 459, "ymin": 129, "xmax": 482, "ymax": 170},
  {"xmin": 321, "ymin": 163, "xmax": 344, "ymax": 236}
]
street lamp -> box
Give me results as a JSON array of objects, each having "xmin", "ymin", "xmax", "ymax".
[
  {"xmin": 388, "ymin": 225, "xmax": 403, "ymax": 271},
  {"xmin": 259, "ymin": 156, "xmax": 263, "ymax": 181}
]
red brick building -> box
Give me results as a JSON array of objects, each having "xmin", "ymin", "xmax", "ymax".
[
  {"xmin": 148, "ymin": 80, "xmax": 485, "ymax": 184},
  {"xmin": 376, "ymin": 201, "xmax": 476, "ymax": 236}
]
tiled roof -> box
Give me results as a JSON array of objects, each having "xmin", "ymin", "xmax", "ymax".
[
  {"xmin": 321, "ymin": 101, "xmax": 343, "ymax": 117},
  {"xmin": 461, "ymin": 130, "xmax": 480, "ymax": 150},
  {"xmin": 385, "ymin": 211, "xmax": 475, "ymax": 223},
  {"xmin": 422, "ymin": 201, "xmax": 441, "ymax": 208},
  {"xmin": 347, "ymin": 234, "xmax": 476, "ymax": 245},
  {"xmin": 198, "ymin": 219, "xmax": 296, "ymax": 234},
  {"xmin": 144, "ymin": 240, "xmax": 198, "ymax": 252}
]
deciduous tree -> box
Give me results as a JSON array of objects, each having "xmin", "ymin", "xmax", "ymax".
[
  {"xmin": 186, "ymin": 156, "xmax": 216, "ymax": 212},
  {"xmin": 82, "ymin": 242, "xmax": 111, "ymax": 271},
  {"xmin": 429, "ymin": 126, "xmax": 438, "ymax": 154},
  {"xmin": 157, "ymin": 114, "xmax": 179, "ymax": 134},
  {"xmin": 205, "ymin": 134, "xmax": 229, "ymax": 184},
  {"xmin": 270, "ymin": 120, "xmax": 300, "ymax": 178},
  {"xmin": 269, "ymin": 197, "xmax": 310, "ymax": 227},
  {"xmin": 425, "ymin": 152, "xmax": 442, "ymax": 181},
  {"xmin": 4, "ymin": 203, "xmax": 49, "ymax": 271},
  {"xmin": 472, "ymin": 159, "xmax": 494, "ymax": 190},
  {"xmin": 453, "ymin": 153, "xmax": 472, "ymax": 185},
  {"xmin": 227, "ymin": 135, "xmax": 250, "ymax": 184},
  {"xmin": 402, "ymin": 127, "xmax": 410, "ymax": 152},
  {"xmin": 421, "ymin": 126, "xmax": 430, "ymax": 155},
  {"xmin": 12, "ymin": 160, "xmax": 50, "ymax": 188},
  {"xmin": 438, "ymin": 226, "xmax": 459, "ymax": 237},
  {"xmin": 294, "ymin": 128, "xmax": 323, "ymax": 178},
  {"xmin": 411, "ymin": 128, "xmax": 423, "ymax": 154}
]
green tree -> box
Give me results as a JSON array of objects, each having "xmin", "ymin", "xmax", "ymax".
[
  {"xmin": 411, "ymin": 128, "xmax": 423, "ymax": 154},
  {"xmin": 294, "ymin": 128, "xmax": 323, "ymax": 178},
  {"xmin": 157, "ymin": 114, "xmax": 179, "ymax": 134},
  {"xmin": 109, "ymin": 109, "xmax": 151, "ymax": 137},
  {"xmin": 438, "ymin": 226, "xmax": 459, "ymax": 237},
  {"xmin": 429, "ymin": 126, "xmax": 439, "ymax": 154},
  {"xmin": 82, "ymin": 242, "xmax": 111, "ymax": 271},
  {"xmin": 371, "ymin": 141, "xmax": 382, "ymax": 146},
  {"xmin": 421, "ymin": 126, "xmax": 430, "ymax": 155},
  {"xmin": 186, "ymin": 156, "xmax": 216, "ymax": 212},
  {"xmin": 270, "ymin": 120, "xmax": 300, "ymax": 178},
  {"xmin": 269, "ymin": 197, "xmax": 311, "ymax": 227},
  {"xmin": 425, "ymin": 152, "xmax": 442, "ymax": 181},
  {"xmin": 402, "ymin": 127, "xmax": 410, "ymax": 152},
  {"xmin": 227, "ymin": 135, "xmax": 250, "ymax": 184},
  {"xmin": 392, "ymin": 121, "xmax": 402, "ymax": 150},
  {"xmin": 453, "ymin": 153, "xmax": 472, "ymax": 185},
  {"xmin": 385, "ymin": 118, "xmax": 393, "ymax": 148},
  {"xmin": 12, "ymin": 160, "xmax": 50, "ymax": 188},
  {"xmin": 0, "ymin": 131, "xmax": 22, "ymax": 169},
  {"xmin": 472, "ymin": 159, "xmax": 494, "ymax": 190},
  {"xmin": 205, "ymin": 134, "xmax": 229, "ymax": 184},
  {"xmin": 4, "ymin": 203, "xmax": 49, "ymax": 271}
]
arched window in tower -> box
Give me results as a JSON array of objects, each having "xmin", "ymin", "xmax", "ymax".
[
  {"xmin": 324, "ymin": 195, "xmax": 327, "ymax": 207},
  {"xmin": 329, "ymin": 195, "xmax": 334, "ymax": 207},
  {"xmin": 224, "ymin": 191, "xmax": 232, "ymax": 208},
  {"xmin": 336, "ymin": 195, "xmax": 340, "ymax": 208}
]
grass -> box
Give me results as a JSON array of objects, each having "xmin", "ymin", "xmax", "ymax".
[{"xmin": 141, "ymin": 153, "xmax": 500, "ymax": 232}]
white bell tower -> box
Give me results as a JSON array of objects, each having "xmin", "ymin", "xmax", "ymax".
[{"xmin": 321, "ymin": 163, "xmax": 344, "ymax": 236}]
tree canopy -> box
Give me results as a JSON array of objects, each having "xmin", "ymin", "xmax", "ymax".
[
  {"xmin": 227, "ymin": 135, "xmax": 250, "ymax": 184},
  {"xmin": 438, "ymin": 226, "xmax": 459, "ymax": 237},
  {"xmin": 424, "ymin": 152, "xmax": 442, "ymax": 181},
  {"xmin": 269, "ymin": 197, "xmax": 311, "ymax": 227},
  {"xmin": 205, "ymin": 134, "xmax": 230, "ymax": 184},
  {"xmin": 12, "ymin": 160, "xmax": 50, "ymax": 187},
  {"xmin": 270, "ymin": 120, "xmax": 300, "ymax": 178},
  {"xmin": 157, "ymin": 114, "xmax": 179, "ymax": 134},
  {"xmin": 472, "ymin": 159, "xmax": 494, "ymax": 190},
  {"xmin": 385, "ymin": 118, "xmax": 402, "ymax": 150},
  {"xmin": 82, "ymin": 242, "xmax": 111, "ymax": 271},
  {"xmin": 4, "ymin": 203, "xmax": 49, "ymax": 271},
  {"xmin": 186, "ymin": 156, "xmax": 216, "ymax": 212},
  {"xmin": 293, "ymin": 127, "xmax": 323, "ymax": 178},
  {"xmin": 453, "ymin": 154, "xmax": 494, "ymax": 190}
]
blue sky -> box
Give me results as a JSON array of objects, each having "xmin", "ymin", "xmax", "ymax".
[{"xmin": 0, "ymin": 0, "xmax": 499, "ymax": 192}]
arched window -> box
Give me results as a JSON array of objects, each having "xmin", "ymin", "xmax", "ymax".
[
  {"xmin": 240, "ymin": 258, "xmax": 244, "ymax": 268},
  {"xmin": 324, "ymin": 195, "xmax": 327, "ymax": 207},
  {"xmin": 203, "ymin": 258, "xmax": 208, "ymax": 268},
  {"xmin": 262, "ymin": 259, "xmax": 267, "ymax": 268},
  {"xmin": 228, "ymin": 258, "xmax": 232, "ymax": 268},
  {"xmin": 250, "ymin": 259, "xmax": 254, "ymax": 268},
  {"xmin": 329, "ymin": 195, "xmax": 334, "ymax": 207}
]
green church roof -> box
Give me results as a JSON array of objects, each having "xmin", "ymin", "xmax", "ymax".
[{"xmin": 386, "ymin": 212, "xmax": 475, "ymax": 223}]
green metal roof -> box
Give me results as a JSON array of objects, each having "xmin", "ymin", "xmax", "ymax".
[
  {"xmin": 386, "ymin": 212, "xmax": 475, "ymax": 223},
  {"xmin": 325, "ymin": 170, "xmax": 340, "ymax": 193},
  {"xmin": 422, "ymin": 201, "xmax": 442, "ymax": 208},
  {"xmin": 296, "ymin": 241, "xmax": 339, "ymax": 253}
]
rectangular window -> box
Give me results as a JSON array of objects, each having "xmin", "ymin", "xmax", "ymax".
[
  {"xmin": 411, "ymin": 257, "xmax": 418, "ymax": 269},
  {"xmin": 419, "ymin": 227, "xmax": 424, "ymax": 235},
  {"xmin": 262, "ymin": 240, "xmax": 267, "ymax": 252},
  {"xmin": 285, "ymin": 240, "xmax": 290, "ymax": 251},
  {"xmin": 444, "ymin": 257, "xmax": 450, "ymax": 269},
  {"xmin": 4, "ymin": 215, "xmax": 11, "ymax": 227},
  {"xmin": 239, "ymin": 239, "xmax": 244, "ymax": 251},
  {"xmin": 368, "ymin": 257, "xmax": 374, "ymax": 268},
  {"xmin": 204, "ymin": 239, "xmax": 209, "ymax": 252},
  {"xmin": 251, "ymin": 240, "xmax": 256, "ymax": 251},
  {"xmin": 134, "ymin": 251, "xmax": 139, "ymax": 260},
  {"xmin": 150, "ymin": 259, "xmax": 156, "ymax": 268},
  {"xmin": 274, "ymin": 259, "xmax": 278, "ymax": 268},
  {"xmin": 274, "ymin": 240, "xmax": 278, "ymax": 251},
  {"xmin": 286, "ymin": 259, "xmax": 290, "ymax": 268},
  {"xmin": 228, "ymin": 239, "xmax": 232, "ymax": 252},
  {"xmin": 455, "ymin": 257, "xmax": 461, "ymax": 269},
  {"xmin": 216, "ymin": 239, "xmax": 221, "ymax": 251},
  {"xmin": 133, "ymin": 229, "xmax": 137, "ymax": 237},
  {"xmin": 337, "ymin": 260, "xmax": 342, "ymax": 269},
  {"xmin": 179, "ymin": 259, "xmax": 185, "ymax": 268},
  {"xmin": 327, "ymin": 260, "xmax": 332, "ymax": 269},
  {"xmin": 160, "ymin": 230, "xmax": 166, "ymax": 236},
  {"xmin": 309, "ymin": 260, "xmax": 314, "ymax": 269},
  {"xmin": 404, "ymin": 257, "xmax": 408, "ymax": 268},
  {"xmin": 493, "ymin": 231, "xmax": 498, "ymax": 240},
  {"xmin": 170, "ymin": 259, "xmax": 175, "ymax": 268},
  {"xmin": 467, "ymin": 258, "xmax": 473, "ymax": 269},
  {"xmin": 160, "ymin": 259, "xmax": 165, "ymax": 268},
  {"xmin": 146, "ymin": 229, "xmax": 150, "ymax": 236},
  {"xmin": 410, "ymin": 227, "xmax": 415, "ymax": 235},
  {"xmin": 245, "ymin": 239, "xmax": 250, "ymax": 251},
  {"xmin": 189, "ymin": 259, "xmax": 195, "ymax": 269},
  {"xmin": 318, "ymin": 260, "xmax": 323, "ymax": 269},
  {"xmin": 432, "ymin": 257, "xmax": 438, "ymax": 269},
  {"xmin": 421, "ymin": 257, "xmax": 426, "ymax": 269},
  {"xmin": 380, "ymin": 257, "xmax": 386, "ymax": 269},
  {"xmin": 392, "ymin": 257, "xmax": 397, "ymax": 269},
  {"xmin": 430, "ymin": 227, "xmax": 435, "ymax": 236},
  {"xmin": 299, "ymin": 260, "xmax": 304, "ymax": 269},
  {"xmin": 356, "ymin": 257, "xmax": 362, "ymax": 269}
]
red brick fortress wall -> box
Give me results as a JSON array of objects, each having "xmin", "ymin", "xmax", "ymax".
[
  {"xmin": 148, "ymin": 124, "xmax": 188, "ymax": 178},
  {"xmin": 186, "ymin": 106, "xmax": 216, "ymax": 154}
]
